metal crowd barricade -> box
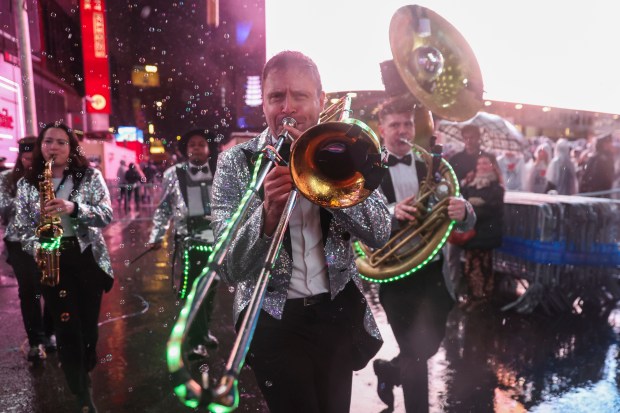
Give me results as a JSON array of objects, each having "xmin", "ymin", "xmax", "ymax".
[{"xmin": 496, "ymin": 192, "xmax": 620, "ymax": 314}]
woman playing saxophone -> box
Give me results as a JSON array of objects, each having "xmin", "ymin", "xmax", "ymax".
[{"xmin": 13, "ymin": 123, "xmax": 114, "ymax": 413}]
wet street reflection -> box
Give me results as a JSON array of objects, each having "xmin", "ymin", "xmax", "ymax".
[{"xmin": 1, "ymin": 205, "xmax": 620, "ymax": 412}]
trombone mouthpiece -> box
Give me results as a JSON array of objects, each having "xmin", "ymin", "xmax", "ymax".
[{"xmin": 281, "ymin": 117, "xmax": 297, "ymax": 128}]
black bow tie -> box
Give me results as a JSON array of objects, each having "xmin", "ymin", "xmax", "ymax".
[
  {"xmin": 189, "ymin": 165, "xmax": 209, "ymax": 175},
  {"xmin": 386, "ymin": 154, "xmax": 412, "ymax": 167}
]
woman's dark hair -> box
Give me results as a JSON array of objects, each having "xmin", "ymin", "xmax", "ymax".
[
  {"xmin": 6, "ymin": 136, "xmax": 36, "ymax": 196},
  {"xmin": 25, "ymin": 122, "xmax": 90, "ymax": 186},
  {"xmin": 179, "ymin": 129, "xmax": 221, "ymax": 172}
]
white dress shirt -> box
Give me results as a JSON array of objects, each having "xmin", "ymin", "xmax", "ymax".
[
  {"xmin": 286, "ymin": 196, "xmax": 330, "ymax": 299},
  {"xmin": 186, "ymin": 163, "xmax": 214, "ymax": 242},
  {"xmin": 387, "ymin": 149, "xmax": 419, "ymax": 204},
  {"xmin": 52, "ymin": 177, "xmax": 76, "ymax": 237},
  {"xmin": 186, "ymin": 162, "xmax": 212, "ymax": 217}
]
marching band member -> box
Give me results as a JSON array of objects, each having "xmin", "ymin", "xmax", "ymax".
[
  {"xmin": 372, "ymin": 98, "xmax": 475, "ymax": 412},
  {"xmin": 0, "ymin": 136, "xmax": 55, "ymax": 362},
  {"xmin": 211, "ymin": 50, "xmax": 391, "ymax": 413},
  {"xmin": 14, "ymin": 123, "xmax": 114, "ymax": 413},
  {"xmin": 148, "ymin": 129, "xmax": 220, "ymax": 358}
]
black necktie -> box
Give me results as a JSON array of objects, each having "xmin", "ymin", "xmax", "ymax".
[
  {"xmin": 189, "ymin": 165, "xmax": 209, "ymax": 175},
  {"xmin": 386, "ymin": 154, "xmax": 412, "ymax": 167}
]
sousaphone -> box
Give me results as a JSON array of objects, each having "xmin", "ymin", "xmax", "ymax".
[{"xmin": 356, "ymin": 4, "xmax": 484, "ymax": 282}]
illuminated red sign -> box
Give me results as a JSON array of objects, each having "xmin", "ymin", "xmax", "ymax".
[
  {"xmin": 0, "ymin": 108, "xmax": 14, "ymax": 129},
  {"xmin": 80, "ymin": 0, "xmax": 111, "ymax": 114}
]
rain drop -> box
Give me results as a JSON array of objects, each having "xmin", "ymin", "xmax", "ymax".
[
  {"xmin": 264, "ymin": 381, "xmax": 273, "ymax": 387},
  {"xmin": 59, "ymin": 290, "xmax": 67, "ymax": 298},
  {"xmin": 60, "ymin": 312, "xmax": 70, "ymax": 322},
  {"xmin": 158, "ymin": 307, "xmax": 165, "ymax": 313}
]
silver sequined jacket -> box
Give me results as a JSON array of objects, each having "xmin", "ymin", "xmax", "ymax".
[
  {"xmin": 0, "ymin": 170, "xmax": 20, "ymax": 241},
  {"xmin": 148, "ymin": 163, "xmax": 193, "ymax": 244},
  {"xmin": 211, "ymin": 129, "xmax": 391, "ymax": 340},
  {"xmin": 13, "ymin": 168, "xmax": 114, "ymax": 280}
]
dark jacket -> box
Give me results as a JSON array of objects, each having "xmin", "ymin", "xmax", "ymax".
[
  {"xmin": 461, "ymin": 179, "xmax": 504, "ymax": 250},
  {"xmin": 579, "ymin": 152, "xmax": 615, "ymax": 195}
]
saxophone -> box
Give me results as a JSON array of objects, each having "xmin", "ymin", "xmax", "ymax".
[{"xmin": 36, "ymin": 158, "xmax": 64, "ymax": 286}]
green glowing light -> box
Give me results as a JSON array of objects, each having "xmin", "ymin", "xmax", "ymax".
[
  {"xmin": 357, "ymin": 156, "xmax": 460, "ymax": 283},
  {"xmin": 40, "ymin": 237, "xmax": 61, "ymax": 251},
  {"xmin": 180, "ymin": 243, "xmax": 214, "ymax": 299}
]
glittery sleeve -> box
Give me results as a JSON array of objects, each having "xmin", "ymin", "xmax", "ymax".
[
  {"xmin": 13, "ymin": 178, "xmax": 39, "ymax": 253},
  {"xmin": 0, "ymin": 170, "xmax": 14, "ymax": 221},
  {"xmin": 149, "ymin": 166, "xmax": 177, "ymax": 244},
  {"xmin": 211, "ymin": 142, "xmax": 272, "ymax": 284},
  {"xmin": 73, "ymin": 168, "xmax": 113, "ymax": 228},
  {"xmin": 329, "ymin": 189, "xmax": 391, "ymax": 248}
]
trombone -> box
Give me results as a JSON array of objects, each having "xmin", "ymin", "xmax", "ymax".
[{"xmin": 167, "ymin": 94, "xmax": 384, "ymax": 411}]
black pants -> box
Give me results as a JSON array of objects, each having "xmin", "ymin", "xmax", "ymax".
[
  {"xmin": 41, "ymin": 241, "xmax": 111, "ymax": 396},
  {"xmin": 379, "ymin": 260, "xmax": 454, "ymax": 413},
  {"xmin": 183, "ymin": 242, "xmax": 218, "ymax": 347},
  {"xmin": 246, "ymin": 281, "xmax": 374, "ymax": 413},
  {"xmin": 5, "ymin": 240, "xmax": 54, "ymax": 346}
]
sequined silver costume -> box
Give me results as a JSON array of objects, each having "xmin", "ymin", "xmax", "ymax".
[
  {"xmin": 149, "ymin": 163, "xmax": 196, "ymax": 244},
  {"xmin": 211, "ymin": 129, "xmax": 391, "ymax": 340},
  {"xmin": 0, "ymin": 170, "xmax": 20, "ymax": 241},
  {"xmin": 13, "ymin": 168, "xmax": 114, "ymax": 280}
]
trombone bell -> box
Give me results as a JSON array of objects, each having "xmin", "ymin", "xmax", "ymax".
[{"xmin": 290, "ymin": 118, "xmax": 382, "ymax": 209}]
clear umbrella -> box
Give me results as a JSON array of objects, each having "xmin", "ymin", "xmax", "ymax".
[{"xmin": 437, "ymin": 111, "xmax": 527, "ymax": 152}]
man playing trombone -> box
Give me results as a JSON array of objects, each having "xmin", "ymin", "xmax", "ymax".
[{"xmin": 211, "ymin": 51, "xmax": 391, "ymax": 413}]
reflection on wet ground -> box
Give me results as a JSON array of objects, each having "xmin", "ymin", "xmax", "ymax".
[{"xmin": 1, "ymin": 203, "xmax": 620, "ymax": 412}]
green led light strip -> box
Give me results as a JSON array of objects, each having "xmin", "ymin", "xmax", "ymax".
[
  {"xmin": 357, "ymin": 220, "xmax": 455, "ymax": 283},
  {"xmin": 357, "ymin": 156, "xmax": 460, "ymax": 283},
  {"xmin": 40, "ymin": 237, "xmax": 61, "ymax": 251},
  {"xmin": 179, "ymin": 243, "xmax": 214, "ymax": 299}
]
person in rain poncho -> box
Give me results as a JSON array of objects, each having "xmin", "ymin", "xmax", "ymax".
[{"xmin": 546, "ymin": 138, "xmax": 578, "ymax": 195}]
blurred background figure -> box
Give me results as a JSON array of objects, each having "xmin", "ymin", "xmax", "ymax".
[
  {"xmin": 0, "ymin": 156, "xmax": 8, "ymax": 172},
  {"xmin": 116, "ymin": 160, "xmax": 128, "ymax": 210},
  {"xmin": 459, "ymin": 153, "xmax": 505, "ymax": 310},
  {"xmin": 0, "ymin": 137, "xmax": 55, "ymax": 362},
  {"xmin": 141, "ymin": 160, "xmax": 158, "ymax": 204},
  {"xmin": 579, "ymin": 134, "xmax": 615, "ymax": 197},
  {"xmin": 497, "ymin": 150, "xmax": 525, "ymax": 191},
  {"xmin": 546, "ymin": 138, "xmax": 578, "ymax": 195},
  {"xmin": 124, "ymin": 162, "xmax": 143, "ymax": 211},
  {"xmin": 524, "ymin": 142, "xmax": 552, "ymax": 193}
]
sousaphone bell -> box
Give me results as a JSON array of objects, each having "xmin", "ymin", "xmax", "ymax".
[{"xmin": 356, "ymin": 4, "xmax": 484, "ymax": 282}]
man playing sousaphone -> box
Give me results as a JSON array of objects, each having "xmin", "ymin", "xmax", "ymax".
[
  {"xmin": 211, "ymin": 50, "xmax": 391, "ymax": 413},
  {"xmin": 372, "ymin": 97, "xmax": 476, "ymax": 412}
]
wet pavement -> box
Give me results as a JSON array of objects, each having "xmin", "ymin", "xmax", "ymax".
[{"xmin": 1, "ymin": 202, "xmax": 620, "ymax": 413}]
